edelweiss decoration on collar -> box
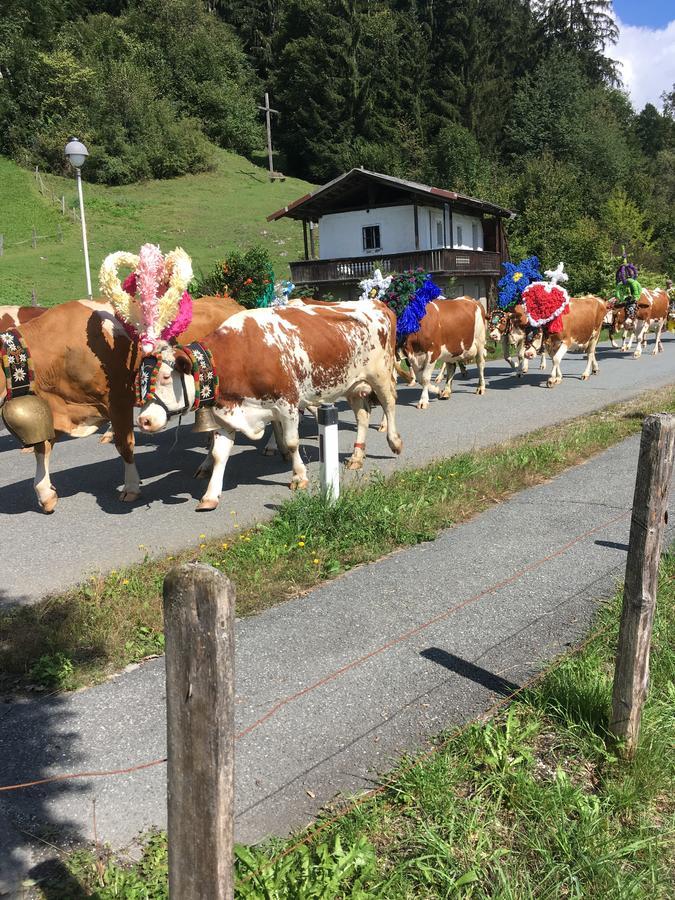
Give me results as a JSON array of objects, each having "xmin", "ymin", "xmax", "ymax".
[
  {"xmin": 181, "ymin": 341, "xmax": 218, "ymax": 410},
  {"xmin": 1, "ymin": 329, "xmax": 35, "ymax": 400}
]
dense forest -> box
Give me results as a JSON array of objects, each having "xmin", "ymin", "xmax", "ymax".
[{"xmin": 1, "ymin": 0, "xmax": 673, "ymax": 291}]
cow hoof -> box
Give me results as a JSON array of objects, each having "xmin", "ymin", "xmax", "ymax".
[
  {"xmin": 439, "ymin": 389, "xmax": 451, "ymax": 400},
  {"xmin": 580, "ymin": 373, "xmax": 589, "ymax": 381},
  {"xmin": 546, "ymin": 379, "xmax": 557, "ymax": 388},
  {"xmin": 119, "ymin": 490, "xmax": 141, "ymax": 503},
  {"xmin": 197, "ymin": 498, "xmax": 219, "ymax": 511},
  {"xmin": 377, "ymin": 421, "xmax": 387, "ymax": 433},
  {"xmin": 632, "ymin": 352, "xmax": 641, "ymax": 359},
  {"xmin": 388, "ymin": 436, "xmax": 403, "ymax": 456},
  {"xmin": 416, "ymin": 400, "xmax": 429, "ymax": 410},
  {"xmin": 99, "ymin": 431, "xmax": 114, "ymax": 445},
  {"xmin": 290, "ymin": 478, "xmax": 309, "ymax": 491},
  {"xmin": 346, "ymin": 457, "xmax": 363, "ymax": 470},
  {"xmin": 39, "ymin": 490, "xmax": 58, "ymax": 514},
  {"xmin": 261, "ymin": 447, "xmax": 277, "ymax": 457},
  {"xmin": 476, "ymin": 387, "xmax": 486, "ymax": 395}
]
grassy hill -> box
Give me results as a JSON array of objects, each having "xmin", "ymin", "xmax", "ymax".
[{"xmin": 0, "ymin": 151, "xmax": 314, "ymax": 306}]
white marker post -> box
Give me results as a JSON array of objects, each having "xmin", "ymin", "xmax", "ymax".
[{"xmin": 318, "ymin": 403, "xmax": 340, "ymax": 503}]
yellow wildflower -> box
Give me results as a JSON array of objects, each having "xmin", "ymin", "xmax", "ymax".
[{"xmin": 297, "ymin": 541, "xmax": 305, "ymax": 548}]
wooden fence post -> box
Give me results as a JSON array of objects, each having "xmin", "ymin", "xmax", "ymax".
[
  {"xmin": 30, "ymin": 289, "xmax": 38, "ymax": 306},
  {"xmin": 163, "ymin": 563, "xmax": 235, "ymax": 899},
  {"xmin": 609, "ymin": 413, "xmax": 674, "ymax": 756},
  {"xmin": 0, "ymin": 234, "xmax": 3, "ymax": 257},
  {"xmin": 61, "ymin": 195, "xmax": 66, "ymax": 216},
  {"xmin": 31, "ymin": 227, "xmax": 37, "ymax": 249}
]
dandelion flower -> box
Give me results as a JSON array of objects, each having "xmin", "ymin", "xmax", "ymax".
[
  {"xmin": 221, "ymin": 543, "xmax": 229, "ymax": 550},
  {"xmin": 313, "ymin": 558, "xmax": 320, "ymax": 565},
  {"xmin": 297, "ymin": 541, "xmax": 305, "ymax": 548},
  {"xmin": 122, "ymin": 579, "xmax": 130, "ymax": 586}
]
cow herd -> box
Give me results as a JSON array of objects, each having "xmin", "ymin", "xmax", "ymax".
[{"xmin": 0, "ymin": 285, "xmax": 671, "ymax": 515}]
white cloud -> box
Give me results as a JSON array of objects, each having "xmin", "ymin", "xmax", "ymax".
[{"xmin": 610, "ymin": 17, "xmax": 675, "ymax": 111}]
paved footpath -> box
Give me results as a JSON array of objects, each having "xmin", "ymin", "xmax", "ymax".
[
  {"xmin": 0, "ymin": 334, "xmax": 673, "ymax": 607},
  {"xmin": 1, "ymin": 433, "xmax": 673, "ymax": 893}
]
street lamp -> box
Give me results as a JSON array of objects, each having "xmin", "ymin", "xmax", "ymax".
[{"xmin": 65, "ymin": 137, "xmax": 92, "ymax": 299}]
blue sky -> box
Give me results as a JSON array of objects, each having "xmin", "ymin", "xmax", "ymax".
[
  {"xmin": 610, "ymin": 3, "xmax": 675, "ymax": 110},
  {"xmin": 613, "ymin": 1, "xmax": 673, "ymax": 29}
]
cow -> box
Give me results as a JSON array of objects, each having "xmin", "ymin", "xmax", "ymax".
[
  {"xmin": 0, "ymin": 295, "xmax": 242, "ymax": 512},
  {"xmin": 488, "ymin": 306, "xmax": 546, "ymax": 375},
  {"xmin": 0, "ymin": 305, "xmax": 47, "ymax": 330},
  {"xmin": 629, "ymin": 289, "xmax": 669, "ymax": 358},
  {"xmin": 398, "ymin": 297, "xmax": 487, "ymax": 409},
  {"xmin": 523, "ymin": 295, "xmax": 607, "ymax": 386},
  {"xmin": 136, "ymin": 300, "xmax": 403, "ymax": 511}
]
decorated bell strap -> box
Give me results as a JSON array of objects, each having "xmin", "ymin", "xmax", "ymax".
[
  {"xmin": 181, "ymin": 341, "xmax": 218, "ymax": 411},
  {"xmin": 0, "ymin": 328, "xmax": 35, "ymax": 401},
  {"xmin": 135, "ymin": 351, "xmax": 163, "ymax": 407}
]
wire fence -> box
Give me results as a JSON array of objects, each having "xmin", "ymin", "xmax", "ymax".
[
  {"xmin": 0, "ymin": 167, "xmax": 79, "ymax": 258},
  {"xmin": 34, "ymin": 166, "xmax": 80, "ymax": 225}
]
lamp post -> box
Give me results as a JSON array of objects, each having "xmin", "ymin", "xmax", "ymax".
[{"xmin": 64, "ymin": 137, "xmax": 92, "ymax": 299}]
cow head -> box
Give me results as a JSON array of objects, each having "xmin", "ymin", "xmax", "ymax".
[
  {"xmin": 136, "ymin": 343, "xmax": 196, "ymax": 432},
  {"xmin": 488, "ymin": 310, "xmax": 507, "ymax": 341}
]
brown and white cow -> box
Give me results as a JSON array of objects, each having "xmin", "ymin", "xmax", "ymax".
[
  {"xmin": 488, "ymin": 306, "xmax": 546, "ymax": 376},
  {"xmin": 0, "ymin": 305, "xmax": 47, "ymax": 331},
  {"xmin": 629, "ymin": 289, "xmax": 669, "ymax": 358},
  {"xmin": 136, "ymin": 300, "xmax": 403, "ymax": 510},
  {"xmin": 523, "ymin": 295, "xmax": 607, "ymax": 386},
  {"xmin": 399, "ymin": 297, "xmax": 487, "ymax": 408},
  {"xmin": 0, "ymin": 295, "xmax": 242, "ymax": 512}
]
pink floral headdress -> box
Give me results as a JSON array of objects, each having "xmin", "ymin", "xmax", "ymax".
[{"xmin": 99, "ymin": 244, "xmax": 193, "ymax": 351}]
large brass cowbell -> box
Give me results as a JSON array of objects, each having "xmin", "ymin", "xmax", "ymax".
[
  {"xmin": 2, "ymin": 394, "xmax": 55, "ymax": 446},
  {"xmin": 193, "ymin": 406, "xmax": 220, "ymax": 433}
]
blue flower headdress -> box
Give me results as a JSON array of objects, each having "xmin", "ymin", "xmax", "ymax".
[{"xmin": 498, "ymin": 256, "xmax": 542, "ymax": 309}]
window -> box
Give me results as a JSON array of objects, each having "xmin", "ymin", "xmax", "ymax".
[
  {"xmin": 362, "ymin": 225, "xmax": 381, "ymax": 251},
  {"xmin": 456, "ymin": 224, "xmax": 463, "ymax": 246},
  {"xmin": 436, "ymin": 220, "xmax": 444, "ymax": 246},
  {"xmin": 472, "ymin": 222, "xmax": 479, "ymax": 250}
]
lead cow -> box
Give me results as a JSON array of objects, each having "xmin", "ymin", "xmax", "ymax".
[
  {"xmin": 0, "ymin": 295, "xmax": 242, "ymax": 512},
  {"xmin": 399, "ymin": 297, "xmax": 487, "ymax": 408},
  {"xmin": 523, "ymin": 295, "xmax": 607, "ymax": 386},
  {"xmin": 137, "ymin": 300, "xmax": 403, "ymax": 510}
]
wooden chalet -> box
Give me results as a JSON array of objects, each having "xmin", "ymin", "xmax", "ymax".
[{"xmin": 267, "ymin": 168, "xmax": 514, "ymax": 302}]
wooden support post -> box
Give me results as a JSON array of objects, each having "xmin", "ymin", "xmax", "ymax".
[
  {"xmin": 31, "ymin": 289, "xmax": 37, "ymax": 306},
  {"xmin": 31, "ymin": 227, "xmax": 37, "ymax": 249},
  {"xmin": 413, "ymin": 202, "xmax": 419, "ymax": 250},
  {"xmin": 309, "ymin": 220, "xmax": 316, "ymax": 259},
  {"xmin": 303, "ymin": 219, "xmax": 309, "ymax": 261},
  {"xmin": 609, "ymin": 413, "xmax": 674, "ymax": 756},
  {"xmin": 61, "ymin": 195, "xmax": 66, "ymax": 216},
  {"xmin": 164, "ymin": 563, "xmax": 235, "ymax": 900}
]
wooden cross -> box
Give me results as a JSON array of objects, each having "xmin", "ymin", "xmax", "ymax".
[{"xmin": 258, "ymin": 93, "xmax": 284, "ymax": 181}]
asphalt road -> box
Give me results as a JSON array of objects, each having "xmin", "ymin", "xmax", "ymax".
[
  {"xmin": 1, "ymin": 335, "xmax": 673, "ymax": 606},
  {"xmin": 1, "ymin": 434, "xmax": 673, "ymax": 893}
]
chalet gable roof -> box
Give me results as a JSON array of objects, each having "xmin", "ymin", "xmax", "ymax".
[{"xmin": 267, "ymin": 168, "xmax": 515, "ymax": 222}]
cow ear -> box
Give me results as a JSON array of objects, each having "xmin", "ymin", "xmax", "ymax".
[{"xmin": 174, "ymin": 350, "xmax": 192, "ymax": 375}]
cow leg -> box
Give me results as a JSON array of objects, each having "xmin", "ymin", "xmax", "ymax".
[
  {"xmin": 502, "ymin": 335, "xmax": 516, "ymax": 369},
  {"xmin": 633, "ymin": 322, "xmax": 648, "ymax": 358},
  {"xmin": 369, "ymin": 374, "xmax": 402, "ymax": 457},
  {"xmin": 197, "ymin": 428, "xmax": 236, "ymax": 511},
  {"xmin": 99, "ymin": 426, "xmax": 114, "ymax": 444},
  {"xmin": 475, "ymin": 348, "xmax": 487, "ymax": 395},
  {"xmin": 261, "ymin": 421, "xmax": 291, "ymax": 460},
  {"xmin": 517, "ymin": 344, "xmax": 528, "ymax": 376},
  {"xmin": 415, "ymin": 354, "xmax": 436, "ymax": 409},
  {"xmin": 194, "ymin": 434, "xmax": 215, "ymax": 479},
  {"xmin": 282, "ymin": 412, "xmax": 309, "ymax": 490},
  {"xmin": 108, "ymin": 409, "xmax": 141, "ymax": 502},
  {"xmin": 459, "ymin": 360, "xmax": 468, "ymax": 378},
  {"xmin": 547, "ymin": 344, "xmax": 566, "ymax": 387},
  {"xmin": 34, "ymin": 439, "xmax": 58, "ymax": 514},
  {"xmin": 581, "ymin": 333, "xmax": 600, "ymax": 379},
  {"xmin": 652, "ymin": 320, "xmax": 664, "ymax": 354},
  {"xmin": 439, "ymin": 363, "xmax": 456, "ymax": 399},
  {"xmin": 609, "ymin": 327, "xmax": 620, "ymax": 349},
  {"xmin": 539, "ymin": 349, "xmax": 547, "ymax": 371},
  {"xmin": 345, "ymin": 395, "xmax": 370, "ymax": 470}
]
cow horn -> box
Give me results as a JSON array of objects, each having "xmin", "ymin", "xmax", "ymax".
[
  {"xmin": 2, "ymin": 394, "xmax": 55, "ymax": 446},
  {"xmin": 192, "ymin": 406, "xmax": 220, "ymax": 433}
]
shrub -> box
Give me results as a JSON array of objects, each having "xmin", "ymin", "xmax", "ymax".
[{"xmin": 195, "ymin": 246, "xmax": 275, "ymax": 309}]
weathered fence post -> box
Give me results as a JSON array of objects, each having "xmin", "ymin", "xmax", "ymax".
[
  {"xmin": 318, "ymin": 402, "xmax": 340, "ymax": 503},
  {"xmin": 163, "ymin": 563, "xmax": 235, "ymax": 899},
  {"xmin": 0, "ymin": 234, "xmax": 3, "ymax": 257},
  {"xmin": 30, "ymin": 289, "xmax": 37, "ymax": 307},
  {"xmin": 31, "ymin": 227, "xmax": 37, "ymax": 249},
  {"xmin": 61, "ymin": 195, "xmax": 66, "ymax": 216},
  {"xmin": 609, "ymin": 413, "xmax": 674, "ymax": 756}
]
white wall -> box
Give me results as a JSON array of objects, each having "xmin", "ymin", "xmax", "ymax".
[
  {"xmin": 452, "ymin": 212, "xmax": 484, "ymax": 251},
  {"xmin": 317, "ymin": 204, "xmax": 484, "ymax": 259}
]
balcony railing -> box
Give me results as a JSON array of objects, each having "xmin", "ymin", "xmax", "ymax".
[{"xmin": 290, "ymin": 249, "xmax": 502, "ymax": 284}]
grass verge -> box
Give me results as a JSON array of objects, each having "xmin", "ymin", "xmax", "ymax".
[
  {"xmin": 38, "ymin": 548, "xmax": 675, "ymax": 898},
  {"xmin": 1, "ymin": 384, "xmax": 673, "ymax": 694}
]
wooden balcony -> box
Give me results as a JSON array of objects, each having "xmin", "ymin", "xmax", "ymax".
[{"xmin": 290, "ymin": 249, "xmax": 502, "ymax": 284}]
